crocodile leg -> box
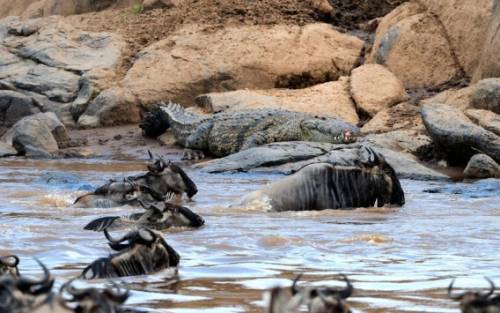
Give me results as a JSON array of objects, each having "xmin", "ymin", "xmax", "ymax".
[
  {"xmin": 182, "ymin": 120, "xmax": 214, "ymax": 160},
  {"xmin": 240, "ymin": 131, "xmax": 270, "ymax": 150}
]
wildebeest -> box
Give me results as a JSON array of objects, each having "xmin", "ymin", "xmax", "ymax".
[
  {"xmin": 0, "ymin": 255, "xmax": 20, "ymax": 277},
  {"xmin": 266, "ymin": 274, "xmax": 353, "ymax": 313},
  {"xmin": 73, "ymin": 151, "xmax": 198, "ymax": 208},
  {"xmin": 84, "ymin": 200, "xmax": 205, "ymax": 231},
  {"xmin": 448, "ymin": 278, "xmax": 500, "ymax": 313},
  {"xmin": 81, "ymin": 227, "xmax": 180, "ymax": 279},
  {"xmin": 0, "ymin": 259, "xmax": 54, "ymax": 313},
  {"xmin": 241, "ymin": 146, "xmax": 405, "ymax": 211}
]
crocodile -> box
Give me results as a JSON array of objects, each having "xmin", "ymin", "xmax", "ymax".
[{"xmin": 140, "ymin": 102, "xmax": 360, "ymax": 160}]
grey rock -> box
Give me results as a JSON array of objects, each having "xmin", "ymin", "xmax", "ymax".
[
  {"xmin": 465, "ymin": 109, "xmax": 500, "ymax": 137},
  {"xmin": 12, "ymin": 64, "xmax": 80, "ymax": 103},
  {"xmin": 0, "ymin": 141, "xmax": 17, "ymax": 157},
  {"xmin": 200, "ymin": 142, "xmax": 449, "ymax": 181},
  {"xmin": 0, "ymin": 90, "xmax": 42, "ymax": 127},
  {"xmin": 463, "ymin": 154, "xmax": 500, "ymax": 179},
  {"xmin": 470, "ymin": 78, "xmax": 500, "ymax": 114},
  {"xmin": 422, "ymin": 103, "xmax": 500, "ymax": 163},
  {"xmin": 361, "ymin": 129, "xmax": 432, "ymax": 155},
  {"xmin": 1, "ymin": 112, "xmax": 68, "ymax": 157}
]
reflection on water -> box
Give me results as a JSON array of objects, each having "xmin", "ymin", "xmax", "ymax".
[{"xmin": 0, "ymin": 157, "xmax": 499, "ymax": 313}]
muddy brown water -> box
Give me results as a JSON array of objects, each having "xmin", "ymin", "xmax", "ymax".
[{"xmin": 0, "ymin": 155, "xmax": 499, "ymax": 313}]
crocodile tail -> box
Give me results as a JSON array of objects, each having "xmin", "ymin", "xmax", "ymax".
[{"xmin": 160, "ymin": 101, "xmax": 208, "ymax": 145}]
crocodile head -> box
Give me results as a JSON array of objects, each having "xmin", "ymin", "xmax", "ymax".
[{"xmin": 300, "ymin": 118, "xmax": 359, "ymax": 144}]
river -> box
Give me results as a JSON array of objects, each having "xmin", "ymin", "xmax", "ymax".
[{"xmin": 0, "ymin": 156, "xmax": 499, "ymax": 313}]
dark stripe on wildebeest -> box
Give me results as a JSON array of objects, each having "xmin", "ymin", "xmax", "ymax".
[
  {"xmin": 81, "ymin": 228, "xmax": 180, "ymax": 279},
  {"xmin": 242, "ymin": 146, "xmax": 404, "ymax": 211}
]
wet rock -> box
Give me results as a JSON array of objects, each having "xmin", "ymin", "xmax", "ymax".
[
  {"xmin": 123, "ymin": 23, "xmax": 364, "ymax": 107},
  {"xmin": 200, "ymin": 142, "xmax": 448, "ymax": 180},
  {"xmin": 195, "ymin": 77, "xmax": 359, "ymax": 124},
  {"xmin": 0, "ymin": 141, "xmax": 17, "ymax": 157},
  {"xmin": 421, "ymin": 103, "xmax": 500, "ymax": 164},
  {"xmin": 418, "ymin": 0, "xmax": 494, "ymax": 77},
  {"xmin": 368, "ymin": 2, "xmax": 461, "ymax": 88},
  {"xmin": 361, "ymin": 102, "xmax": 422, "ymax": 134},
  {"xmin": 474, "ymin": 1, "xmax": 500, "ymax": 80},
  {"xmin": 424, "ymin": 178, "xmax": 500, "ymax": 198},
  {"xmin": 463, "ymin": 154, "xmax": 500, "ymax": 179},
  {"xmin": 465, "ymin": 109, "xmax": 500, "ymax": 136},
  {"xmin": 350, "ymin": 64, "xmax": 408, "ymax": 117},
  {"xmin": 1, "ymin": 112, "xmax": 68, "ymax": 157},
  {"xmin": 470, "ymin": 78, "xmax": 500, "ymax": 114},
  {"xmin": 0, "ymin": 90, "xmax": 42, "ymax": 128},
  {"xmin": 78, "ymin": 87, "xmax": 141, "ymax": 127}
]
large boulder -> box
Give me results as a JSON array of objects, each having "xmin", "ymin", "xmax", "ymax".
[
  {"xmin": 418, "ymin": 0, "xmax": 493, "ymax": 77},
  {"xmin": 1, "ymin": 112, "xmax": 68, "ymax": 157},
  {"xmin": 361, "ymin": 102, "xmax": 422, "ymax": 134},
  {"xmin": 463, "ymin": 154, "xmax": 500, "ymax": 179},
  {"xmin": 122, "ymin": 23, "xmax": 364, "ymax": 107},
  {"xmin": 474, "ymin": 1, "xmax": 500, "ymax": 80},
  {"xmin": 199, "ymin": 142, "xmax": 448, "ymax": 181},
  {"xmin": 465, "ymin": 109, "xmax": 500, "ymax": 136},
  {"xmin": 361, "ymin": 129, "xmax": 432, "ymax": 156},
  {"xmin": 420, "ymin": 85, "xmax": 474, "ymax": 111},
  {"xmin": 421, "ymin": 103, "xmax": 500, "ymax": 164},
  {"xmin": 77, "ymin": 87, "xmax": 141, "ymax": 128},
  {"xmin": 195, "ymin": 77, "xmax": 359, "ymax": 124},
  {"xmin": 470, "ymin": 78, "xmax": 500, "ymax": 114},
  {"xmin": 0, "ymin": 17, "xmax": 124, "ymax": 126},
  {"xmin": 350, "ymin": 64, "xmax": 408, "ymax": 117},
  {"xmin": 368, "ymin": 2, "xmax": 461, "ymax": 88}
]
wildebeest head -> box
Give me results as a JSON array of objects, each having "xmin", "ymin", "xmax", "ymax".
[
  {"xmin": 59, "ymin": 279, "xmax": 132, "ymax": 313},
  {"xmin": 139, "ymin": 200, "xmax": 205, "ymax": 229},
  {"xmin": 0, "ymin": 255, "xmax": 20, "ymax": 277},
  {"xmin": 267, "ymin": 274, "xmax": 353, "ymax": 313},
  {"xmin": 145, "ymin": 151, "xmax": 198, "ymax": 199},
  {"xmin": 448, "ymin": 278, "xmax": 499, "ymax": 313},
  {"xmin": 81, "ymin": 227, "xmax": 180, "ymax": 279},
  {"xmin": 0, "ymin": 259, "xmax": 54, "ymax": 312},
  {"xmin": 358, "ymin": 146, "xmax": 405, "ymax": 207}
]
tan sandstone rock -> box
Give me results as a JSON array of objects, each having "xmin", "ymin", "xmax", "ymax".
[
  {"xmin": 123, "ymin": 23, "xmax": 365, "ymax": 107},
  {"xmin": 350, "ymin": 64, "xmax": 408, "ymax": 117},
  {"xmin": 474, "ymin": 1, "xmax": 500, "ymax": 80},
  {"xmin": 361, "ymin": 102, "xmax": 422, "ymax": 134},
  {"xmin": 195, "ymin": 77, "xmax": 359, "ymax": 124},
  {"xmin": 418, "ymin": 0, "xmax": 493, "ymax": 77},
  {"xmin": 368, "ymin": 2, "xmax": 460, "ymax": 88},
  {"xmin": 420, "ymin": 86, "xmax": 474, "ymax": 111},
  {"xmin": 464, "ymin": 153, "xmax": 500, "ymax": 179}
]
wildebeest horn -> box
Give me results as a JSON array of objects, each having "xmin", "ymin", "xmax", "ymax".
[
  {"xmin": 480, "ymin": 277, "xmax": 495, "ymax": 299},
  {"xmin": 59, "ymin": 278, "xmax": 87, "ymax": 300},
  {"xmin": 338, "ymin": 274, "xmax": 353, "ymax": 299},
  {"xmin": 448, "ymin": 279, "xmax": 464, "ymax": 300},
  {"xmin": 148, "ymin": 150, "xmax": 154, "ymax": 160},
  {"xmin": 0, "ymin": 255, "xmax": 19, "ymax": 267},
  {"xmin": 104, "ymin": 229, "xmax": 132, "ymax": 244},
  {"xmin": 138, "ymin": 228, "xmax": 155, "ymax": 243},
  {"xmin": 291, "ymin": 274, "xmax": 303, "ymax": 295},
  {"xmin": 16, "ymin": 259, "xmax": 54, "ymax": 295}
]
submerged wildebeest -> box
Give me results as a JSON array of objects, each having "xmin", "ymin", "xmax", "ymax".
[
  {"xmin": 266, "ymin": 274, "xmax": 353, "ymax": 313},
  {"xmin": 448, "ymin": 278, "xmax": 500, "ymax": 313},
  {"xmin": 84, "ymin": 200, "xmax": 205, "ymax": 231},
  {"xmin": 81, "ymin": 227, "xmax": 180, "ymax": 279},
  {"xmin": 0, "ymin": 255, "xmax": 20, "ymax": 277},
  {"xmin": 73, "ymin": 151, "xmax": 198, "ymax": 208},
  {"xmin": 241, "ymin": 146, "xmax": 405, "ymax": 211},
  {"xmin": 0, "ymin": 259, "xmax": 54, "ymax": 313}
]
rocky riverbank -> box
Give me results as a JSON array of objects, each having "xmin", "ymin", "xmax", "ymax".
[{"xmin": 0, "ymin": 0, "xmax": 499, "ymax": 180}]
